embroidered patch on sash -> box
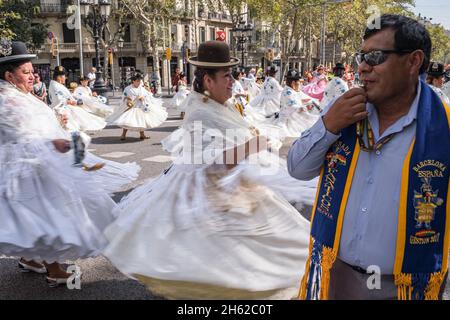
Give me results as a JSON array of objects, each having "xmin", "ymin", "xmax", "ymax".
[
  {"xmin": 410, "ymin": 160, "xmax": 446, "ymax": 245},
  {"xmin": 317, "ymin": 141, "xmax": 351, "ymax": 219}
]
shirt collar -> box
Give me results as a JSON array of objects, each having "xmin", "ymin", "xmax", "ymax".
[{"xmin": 367, "ymin": 81, "xmax": 421, "ymax": 141}]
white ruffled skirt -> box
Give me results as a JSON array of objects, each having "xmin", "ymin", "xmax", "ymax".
[
  {"xmin": 250, "ymin": 95, "xmax": 281, "ymax": 117},
  {"xmin": 0, "ymin": 141, "xmax": 138, "ymax": 263},
  {"xmin": 81, "ymin": 97, "xmax": 114, "ymax": 118},
  {"xmin": 103, "ymin": 149, "xmax": 315, "ymax": 299},
  {"xmin": 108, "ymin": 98, "xmax": 168, "ymax": 131},
  {"xmin": 66, "ymin": 105, "xmax": 107, "ymax": 132},
  {"xmin": 168, "ymin": 89, "xmax": 190, "ymax": 112},
  {"xmin": 272, "ymin": 108, "xmax": 320, "ymax": 138}
]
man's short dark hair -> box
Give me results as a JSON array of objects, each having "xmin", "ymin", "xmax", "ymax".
[{"xmin": 364, "ymin": 14, "xmax": 431, "ymax": 74}]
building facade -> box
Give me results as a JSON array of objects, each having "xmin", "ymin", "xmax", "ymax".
[
  {"xmin": 36, "ymin": 0, "xmax": 241, "ymax": 92},
  {"xmin": 35, "ymin": 0, "xmax": 324, "ymax": 91}
]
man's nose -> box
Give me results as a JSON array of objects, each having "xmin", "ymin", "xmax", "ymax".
[{"xmin": 358, "ymin": 60, "xmax": 373, "ymax": 75}]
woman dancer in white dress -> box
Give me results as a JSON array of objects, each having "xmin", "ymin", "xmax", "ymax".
[
  {"xmin": 103, "ymin": 41, "xmax": 313, "ymax": 300},
  {"xmin": 170, "ymin": 73, "xmax": 190, "ymax": 119},
  {"xmin": 48, "ymin": 66, "xmax": 106, "ymax": 132},
  {"xmin": 272, "ymin": 69, "xmax": 320, "ymax": 138},
  {"xmin": 249, "ymin": 66, "xmax": 283, "ymax": 117},
  {"xmin": 240, "ymin": 71, "xmax": 261, "ymax": 103},
  {"xmin": 73, "ymin": 75, "xmax": 114, "ymax": 118},
  {"xmin": 107, "ymin": 73, "xmax": 167, "ymax": 140},
  {"xmin": 426, "ymin": 62, "xmax": 450, "ymax": 104},
  {"xmin": 0, "ymin": 42, "xmax": 133, "ymax": 287},
  {"xmin": 321, "ymin": 63, "xmax": 349, "ymax": 108}
]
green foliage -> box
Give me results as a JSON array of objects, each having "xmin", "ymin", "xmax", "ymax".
[
  {"xmin": 426, "ymin": 23, "xmax": 450, "ymax": 63},
  {"xmin": 0, "ymin": 0, "xmax": 49, "ymax": 52}
]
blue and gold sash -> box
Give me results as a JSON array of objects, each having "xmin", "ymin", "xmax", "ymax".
[{"xmin": 299, "ymin": 82, "xmax": 450, "ymax": 300}]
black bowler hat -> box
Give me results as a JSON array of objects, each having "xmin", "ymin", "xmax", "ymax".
[
  {"xmin": 79, "ymin": 75, "xmax": 88, "ymax": 82},
  {"xmin": 427, "ymin": 61, "xmax": 445, "ymax": 77},
  {"xmin": 188, "ymin": 41, "xmax": 239, "ymax": 68},
  {"xmin": 267, "ymin": 65, "xmax": 278, "ymax": 74},
  {"xmin": 0, "ymin": 40, "xmax": 36, "ymax": 65},
  {"xmin": 286, "ymin": 69, "xmax": 301, "ymax": 80},
  {"xmin": 54, "ymin": 65, "xmax": 67, "ymax": 76}
]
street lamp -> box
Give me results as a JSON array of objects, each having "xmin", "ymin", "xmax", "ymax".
[
  {"xmin": 80, "ymin": 0, "xmax": 111, "ymax": 94},
  {"xmin": 232, "ymin": 20, "xmax": 253, "ymax": 68},
  {"xmin": 117, "ymin": 36, "xmax": 124, "ymax": 90}
]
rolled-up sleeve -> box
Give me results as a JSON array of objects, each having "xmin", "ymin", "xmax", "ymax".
[{"xmin": 287, "ymin": 116, "xmax": 340, "ymax": 180}]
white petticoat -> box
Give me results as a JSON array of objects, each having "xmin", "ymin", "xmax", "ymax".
[
  {"xmin": 108, "ymin": 98, "xmax": 168, "ymax": 131},
  {"xmin": 81, "ymin": 97, "xmax": 114, "ymax": 118},
  {"xmin": 103, "ymin": 147, "xmax": 315, "ymax": 299},
  {"xmin": 167, "ymin": 89, "xmax": 190, "ymax": 112},
  {"xmin": 66, "ymin": 105, "xmax": 107, "ymax": 131},
  {"xmin": 271, "ymin": 108, "xmax": 320, "ymax": 138},
  {"xmin": 0, "ymin": 141, "xmax": 133, "ymax": 263},
  {"xmin": 250, "ymin": 95, "xmax": 281, "ymax": 117}
]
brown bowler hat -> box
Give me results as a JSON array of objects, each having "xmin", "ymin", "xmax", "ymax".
[{"xmin": 188, "ymin": 41, "xmax": 239, "ymax": 68}]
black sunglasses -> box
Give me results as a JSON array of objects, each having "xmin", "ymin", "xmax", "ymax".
[{"xmin": 355, "ymin": 49, "xmax": 414, "ymax": 66}]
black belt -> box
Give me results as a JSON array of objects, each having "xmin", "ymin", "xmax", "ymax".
[{"xmin": 343, "ymin": 261, "xmax": 367, "ymax": 274}]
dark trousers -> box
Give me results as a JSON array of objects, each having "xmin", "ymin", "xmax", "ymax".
[{"xmin": 328, "ymin": 258, "xmax": 448, "ymax": 300}]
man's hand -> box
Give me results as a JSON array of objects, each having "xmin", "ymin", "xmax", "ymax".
[
  {"xmin": 52, "ymin": 139, "xmax": 71, "ymax": 153},
  {"xmin": 67, "ymin": 100, "xmax": 77, "ymax": 106},
  {"xmin": 138, "ymin": 96, "xmax": 145, "ymax": 101},
  {"xmin": 92, "ymin": 92, "xmax": 98, "ymax": 97},
  {"xmin": 322, "ymin": 88, "xmax": 368, "ymax": 134}
]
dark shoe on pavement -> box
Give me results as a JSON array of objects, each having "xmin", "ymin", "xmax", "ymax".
[{"xmin": 18, "ymin": 259, "xmax": 47, "ymax": 274}]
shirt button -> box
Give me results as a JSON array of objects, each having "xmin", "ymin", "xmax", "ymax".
[
  {"xmin": 361, "ymin": 207, "xmax": 367, "ymax": 213},
  {"xmin": 367, "ymin": 177, "xmax": 374, "ymax": 184},
  {"xmin": 375, "ymin": 150, "xmax": 381, "ymax": 155}
]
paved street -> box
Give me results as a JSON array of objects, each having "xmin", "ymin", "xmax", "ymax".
[{"xmin": 0, "ymin": 97, "xmax": 449, "ymax": 299}]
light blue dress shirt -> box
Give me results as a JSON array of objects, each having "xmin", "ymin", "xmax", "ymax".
[{"xmin": 287, "ymin": 83, "xmax": 421, "ymax": 274}]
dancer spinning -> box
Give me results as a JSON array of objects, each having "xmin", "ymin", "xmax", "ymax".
[
  {"xmin": 321, "ymin": 63, "xmax": 350, "ymax": 108},
  {"xmin": 49, "ymin": 66, "xmax": 106, "ymax": 132},
  {"xmin": 272, "ymin": 69, "xmax": 320, "ymax": 138},
  {"xmin": 0, "ymin": 41, "xmax": 136, "ymax": 287},
  {"xmin": 249, "ymin": 65, "xmax": 283, "ymax": 117},
  {"xmin": 169, "ymin": 73, "xmax": 190, "ymax": 119},
  {"xmin": 74, "ymin": 75, "xmax": 114, "ymax": 118},
  {"xmin": 108, "ymin": 73, "xmax": 167, "ymax": 140},
  {"xmin": 103, "ymin": 41, "xmax": 313, "ymax": 300}
]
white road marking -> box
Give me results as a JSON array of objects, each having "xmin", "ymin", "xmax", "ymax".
[
  {"xmin": 100, "ymin": 151, "xmax": 135, "ymax": 158},
  {"xmin": 142, "ymin": 155, "xmax": 174, "ymax": 163}
]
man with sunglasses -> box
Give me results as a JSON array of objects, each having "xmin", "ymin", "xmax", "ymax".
[{"xmin": 288, "ymin": 14, "xmax": 450, "ymax": 300}]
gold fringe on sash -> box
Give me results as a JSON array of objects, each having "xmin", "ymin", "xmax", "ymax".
[
  {"xmin": 394, "ymin": 273, "xmax": 412, "ymax": 300},
  {"xmin": 298, "ymin": 240, "xmax": 337, "ymax": 300},
  {"xmin": 298, "ymin": 236, "xmax": 313, "ymax": 300},
  {"xmin": 394, "ymin": 272, "xmax": 446, "ymax": 300},
  {"xmin": 425, "ymin": 272, "xmax": 446, "ymax": 300},
  {"xmin": 319, "ymin": 247, "xmax": 337, "ymax": 300}
]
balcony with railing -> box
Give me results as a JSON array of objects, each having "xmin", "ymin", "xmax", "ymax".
[
  {"xmin": 40, "ymin": 41, "xmax": 139, "ymax": 54},
  {"xmin": 40, "ymin": 0, "xmax": 69, "ymax": 15}
]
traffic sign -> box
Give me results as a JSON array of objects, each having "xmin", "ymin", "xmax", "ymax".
[
  {"xmin": 216, "ymin": 30, "xmax": 226, "ymax": 42},
  {"xmin": 48, "ymin": 32, "xmax": 55, "ymax": 41}
]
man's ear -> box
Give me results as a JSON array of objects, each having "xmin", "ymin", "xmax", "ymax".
[{"xmin": 409, "ymin": 50, "xmax": 425, "ymax": 76}]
